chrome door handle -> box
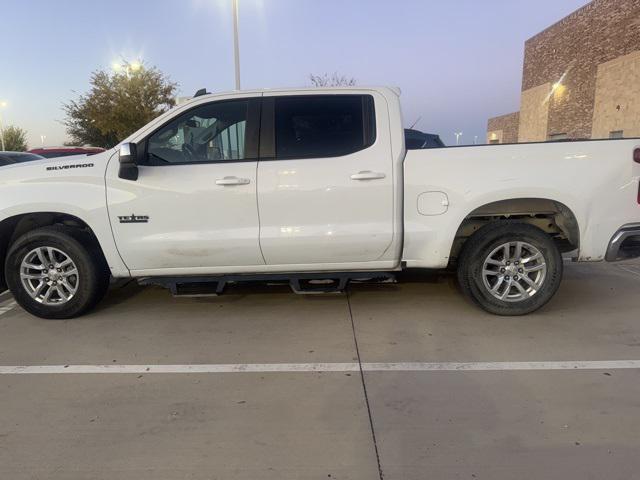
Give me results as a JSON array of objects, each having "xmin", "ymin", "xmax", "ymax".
[
  {"xmin": 350, "ymin": 171, "xmax": 386, "ymax": 181},
  {"xmin": 215, "ymin": 176, "xmax": 250, "ymax": 186}
]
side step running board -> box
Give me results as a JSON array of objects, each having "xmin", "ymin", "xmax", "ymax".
[
  {"xmin": 138, "ymin": 271, "xmax": 396, "ymax": 297},
  {"xmin": 289, "ymin": 277, "xmax": 349, "ymax": 295}
]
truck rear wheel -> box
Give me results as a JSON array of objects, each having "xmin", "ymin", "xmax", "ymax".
[
  {"xmin": 5, "ymin": 226, "xmax": 110, "ymax": 319},
  {"xmin": 457, "ymin": 222, "xmax": 563, "ymax": 316}
]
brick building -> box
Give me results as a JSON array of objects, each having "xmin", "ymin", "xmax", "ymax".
[{"xmin": 487, "ymin": 0, "xmax": 640, "ymax": 144}]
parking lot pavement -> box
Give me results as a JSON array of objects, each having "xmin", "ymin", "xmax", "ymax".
[
  {"xmin": 0, "ymin": 374, "xmax": 379, "ymax": 480},
  {"xmin": 0, "ymin": 260, "xmax": 640, "ymax": 479},
  {"xmin": 365, "ymin": 370, "xmax": 640, "ymax": 480},
  {"xmin": 348, "ymin": 260, "xmax": 640, "ymax": 363},
  {"xmin": 0, "ymin": 284, "xmax": 358, "ymax": 365}
]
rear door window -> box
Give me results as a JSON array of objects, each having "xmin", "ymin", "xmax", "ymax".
[{"xmin": 273, "ymin": 95, "xmax": 375, "ymax": 159}]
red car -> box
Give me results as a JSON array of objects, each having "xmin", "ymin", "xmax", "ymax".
[{"xmin": 27, "ymin": 146, "xmax": 105, "ymax": 159}]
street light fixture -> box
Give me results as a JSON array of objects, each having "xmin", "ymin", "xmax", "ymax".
[{"xmin": 112, "ymin": 60, "xmax": 143, "ymax": 77}]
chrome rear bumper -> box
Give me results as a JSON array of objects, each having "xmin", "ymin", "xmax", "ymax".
[{"xmin": 606, "ymin": 223, "xmax": 640, "ymax": 262}]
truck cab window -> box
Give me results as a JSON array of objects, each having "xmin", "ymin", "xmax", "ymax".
[
  {"xmin": 147, "ymin": 100, "xmax": 249, "ymax": 164},
  {"xmin": 274, "ymin": 95, "xmax": 375, "ymax": 159}
]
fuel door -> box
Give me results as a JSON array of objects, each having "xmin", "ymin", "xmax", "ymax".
[{"xmin": 417, "ymin": 191, "xmax": 450, "ymax": 216}]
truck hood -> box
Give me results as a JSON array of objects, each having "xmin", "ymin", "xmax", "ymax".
[{"xmin": 0, "ymin": 150, "xmax": 112, "ymax": 185}]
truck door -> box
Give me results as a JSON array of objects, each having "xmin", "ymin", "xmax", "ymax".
[
  {"xmin": 256, "ymin": 92, "xmax": 395, "ymax": 266},
  {"xmin": 106, "ymin": 96, "xmax": 265, "ymax": 273}
]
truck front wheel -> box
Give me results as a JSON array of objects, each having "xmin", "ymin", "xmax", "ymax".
[
  {"xmin": 5, "ymin": 226, "xmax": 110, "ymax": 319},
  {"xmin": 457, "ymin": 222, "xmax": 563, "ymax": 316}
]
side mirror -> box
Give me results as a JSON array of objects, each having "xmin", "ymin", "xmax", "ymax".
[{"xmin": 118, "ymin": 143, "xmax": 139, "ymax": 181}]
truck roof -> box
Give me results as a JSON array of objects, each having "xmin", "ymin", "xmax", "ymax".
[{"xmin": 181, "ymin": 85, "xmax": 401, "ymax": 108}]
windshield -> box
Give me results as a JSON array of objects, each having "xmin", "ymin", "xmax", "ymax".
[{"xmin": 4, "ymin": 153, "xmax": 44, "ymax": 163}]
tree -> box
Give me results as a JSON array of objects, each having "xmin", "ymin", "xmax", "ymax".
[
  {"xmin": 309, "ymin": 72, "xmax": 356, "ymax": 87},
  {"xmin": 1, "ymin": 125, "xmax": 28, "ymax": 151},
  {"xmin": 63, "ymin": 62, "xmax": 178, "ymax": 148}
]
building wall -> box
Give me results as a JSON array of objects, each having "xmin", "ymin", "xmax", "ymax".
[
  {"xmin": 522, "ymin": 0, "xmax": 640, "ymax": 140},
  {"xmin": 518, "ymin": 83, "xmax": 551, "ymax": 143},
  {"xmin": 487, "ymin": 112, "xmax": 520, "ymax": 144},
  {"xmin": 487, "ymin": 0, "xmax": 640, "ymax": 143},
  {"xmin": 592, "ymin": 50, "xmax": 640, "ymax": 138}
]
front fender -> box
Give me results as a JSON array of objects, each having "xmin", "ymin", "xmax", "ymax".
[{"xmin": 0, "ymin": 156, "xmax": 129, "ymax": 277}]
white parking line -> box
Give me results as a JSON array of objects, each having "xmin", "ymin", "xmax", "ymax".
[
  {"xmin": 362, "ymin": 361, "xmax": 640, "ymax": 371},
  {"xmin": 619, "ymin": 264, "xmax": 640, "ymax": 277},
  {"xmin": 0, "ymin": 363, "xmax": 360, "ymax": 374},
  {"xmin": 0, "ymin": 300, "xmax": 16, "ymax": 316},
  {"xmin": 1, "ymin": 360, "xmax": 640, "ymax": 375}
]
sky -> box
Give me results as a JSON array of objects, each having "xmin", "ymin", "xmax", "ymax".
[{"xmin": 0, "ymin": 0, "xmax": 589, "ymax": 148}]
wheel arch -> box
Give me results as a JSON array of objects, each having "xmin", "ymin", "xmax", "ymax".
[
  {"xmin": 0, "ymin": 212, "xmax": 110, "ymax": 291},
  {"xmin": 449, "ymin": 197, "xmax": 580, "ymax": 265}
]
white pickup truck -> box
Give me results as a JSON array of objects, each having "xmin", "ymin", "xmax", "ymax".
[{"xmin": 1, "ymin": 86, "xmax": 639, "ymax": 319}]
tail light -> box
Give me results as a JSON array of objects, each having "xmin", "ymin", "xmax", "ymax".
[{"xmin": 636, "ymin": 149, "xmax": 640, "ymax": 204}]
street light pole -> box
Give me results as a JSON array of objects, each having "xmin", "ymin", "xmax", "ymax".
[
  {"xmin": 232, "ymin": 0, "xmax": 241, "ymax": 90},
  {"xmin": 454, "ymin": 132, "xmax": 463, "ymax": 146},
  {"xmin": 0, "ymin": 102, "xmax": 7, "ymax": 151}
]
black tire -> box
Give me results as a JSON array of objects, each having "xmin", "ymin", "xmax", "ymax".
[
  {"xmin": 457, "ymin": 221, "xmax": 563, "ymax": 316},
  {"xmin": 5, "ymin": 226, "xmax": 110, "ymax": 319}
]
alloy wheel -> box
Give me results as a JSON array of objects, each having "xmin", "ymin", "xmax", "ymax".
[
  {"xmin": 481, "ymin": 241, "xmax": 547, "ymax": 303},
  {"xmin": 19, "ymin": 246, "xmax": 80, "ymax": 305}
]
